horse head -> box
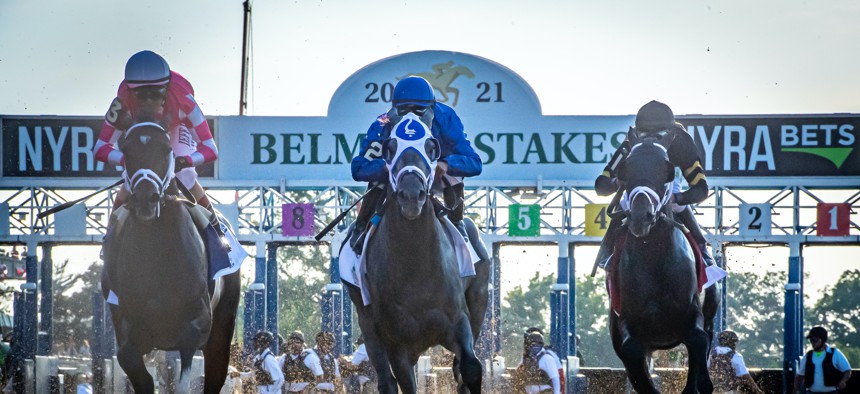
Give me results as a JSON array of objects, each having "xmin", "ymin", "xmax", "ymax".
[
  {"xmin": 382, "ymin": 113, "xmax": 441, "ymax": 220},
  {"xmin": 118, "ymin": 122, "xmax": 174, "ymax": 222},
  {"xmin": 617, "ymin": 128, "xmax": 675, "ymax": 237}
]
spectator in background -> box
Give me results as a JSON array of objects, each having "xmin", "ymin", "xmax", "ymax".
[
  {"xmin": 525, "ymin": 327, "xmax": 565, "ymax": 393},
  {"xmin": 513, "ymin": 331, "xmax": 561, "ymax": 394},
  {"xmin": 793, "ymin": 326, "xmax": 852, "ymax": 394},
  {"xmin": 75, "ymin": 373, "xmax": 92, "ymax": 394},
  {"xmin": 78, "ymin": 340, "xmax": 91, "ymax": 358},
  {"xmin": 279, "ymin": 331, "xmax": 324, "ymax": 393},
  {"xmin": 312, "ymin": 331, "xmax": 341, "ymax": 392},
  {"xmin": 341, "ymin": 334, "xmax": 375, "ymax": 394},
  {"xmin": 708, "ymin": 330, "xmax": 764, "ymax": 394}
]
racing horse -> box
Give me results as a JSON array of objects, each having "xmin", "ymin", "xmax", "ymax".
[
  {"xmin": 608, "ymin": 130, "xmax": 719, "ymax": 394},
  {"xmin": 343, "ymin": 113, "xmax": 488, "ymax": 393},
  {"xmin": 102, "ymin": 122, "xmax": 241, "ymax": 393}
]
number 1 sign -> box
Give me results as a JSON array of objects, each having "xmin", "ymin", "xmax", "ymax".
[
  {"xmin": 816, "ymin": 203, "xmax": 850, "ymax": 236},
  {"xmin": 282, "ymin": 203, "xmax": 315, "ymax": 237}
]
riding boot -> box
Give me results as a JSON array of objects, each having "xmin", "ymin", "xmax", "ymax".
[
  {"xmin": 444, "ymin": 183, "xmax": 469, "ymax": 243},
  {"xmin": 676, "ymin": 206, "xmax": 715, "ymax": 266},
  {"xmin": 595, "ymin": 216, "xmax": 622, "ymax": 269},
  {"xmin": 350, "ymin": 184, "xmax": 386, "ymax": 255}
]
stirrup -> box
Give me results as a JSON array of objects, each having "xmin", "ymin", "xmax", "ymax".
[{"xmin": 597, "ymin": 253, "xmax": 612, "ymax": 270}]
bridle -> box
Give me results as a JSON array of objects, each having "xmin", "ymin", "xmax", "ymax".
[
  {"xmin": 620, "ymin": 142, "xmax": 673, "ymax": 218},
  {"xmin": 121, "ymin": 122, "xmax": 175, "ymax": 218},
  {"xmin": 385, "ymin": 114, "xmax": 440, "ymax": 193}
]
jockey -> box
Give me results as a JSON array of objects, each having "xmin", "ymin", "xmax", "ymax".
[
  {"xmin": 594, "ymin": 100, "xmax": 714, "ymax": 269},
  {"xmin": 252, "ymin": 331, "xmax": 285, "ymax": 394},
  {"xmin": 312, "ymin": 331, "xmax": 341, "ymax": 392},
  {"xmin": 350, "ymin": 76, "xmax": 482, "ymax": 253},
  {"xmin": 93, "ymin": 50, "xmax": 218, "ymax": 211}
]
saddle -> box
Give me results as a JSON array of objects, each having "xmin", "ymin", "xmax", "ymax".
[
  {"xmin": 605, "ymin": 220, "xmax": 708, "ymax": 316},
  {"xmin": 101, "ymin": 201, "xmax": 233, "ymax": 304}
]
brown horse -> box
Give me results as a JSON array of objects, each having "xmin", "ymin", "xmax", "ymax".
[
  {"xmin": 608, "ymin": 132, "xmax": 719, "ymax": 394},
  {"xmin": 102, "ymin": 122, "xmax": 241, "ymax": 393}
]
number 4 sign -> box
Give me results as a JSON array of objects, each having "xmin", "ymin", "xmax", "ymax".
[
  {"xmin": 816, "ymin": 203, "xmax": 850, "ymax": 236},
  {"xmin": 282, "ymin": 203, "xmax": 315, "ymax": 237}
]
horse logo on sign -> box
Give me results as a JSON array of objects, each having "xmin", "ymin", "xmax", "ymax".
[{"xmin": 402, "ymin": 61, "xmax": 475, "ymax": 107}]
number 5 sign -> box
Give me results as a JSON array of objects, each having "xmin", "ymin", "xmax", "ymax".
[
  {"xmin": 509, "ymin": 204, "xmax": 540, "ymax": 236},
  {"xmin": 817, "ymin": 203, "xmax": 850, "ymax": 236},
  {"xmin": 282, "ymin": 203, "xmax": 315, "ymax": 237}
]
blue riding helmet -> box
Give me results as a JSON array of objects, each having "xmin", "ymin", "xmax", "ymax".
[
  {"xmin": 392, "ymin": 76, "xmax": 436, "ymax": 107},
  {"xmin": 125, "ymin": 50, "xmax": 171, "ymax": 86}
]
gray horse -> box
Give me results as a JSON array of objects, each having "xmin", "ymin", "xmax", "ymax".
[
  {"xmin": 343, "ymin": 114, "xmax": 488, "ymax": 393},
  {"xmin": 103, "ymin": 122, "xmax": 241, "ymax": 393},
  {"xmin": 608, "ymin": 133, "xmax": 719, "ymax": 394}
]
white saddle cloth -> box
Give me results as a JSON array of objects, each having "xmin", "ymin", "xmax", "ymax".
[{"xmin": 338, "ymin": 217, "xmax": 480, "ymax": 306}]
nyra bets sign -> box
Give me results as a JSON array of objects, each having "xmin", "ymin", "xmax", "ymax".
[{"xmin": 3, "ymin": 51, "xmax": 859, "ymax": 187}]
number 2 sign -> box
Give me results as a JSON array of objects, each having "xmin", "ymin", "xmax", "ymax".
[
  {"xmin": 282, "ymin": 203, "xmax": 315, "ymax": 237},
  {"xmin": 739, "ymin": 203, "xmax": 772, "ymax": 236},
  {"xmin": 816, "ymin": 203, "xmax": 850, "ymax": 236}
]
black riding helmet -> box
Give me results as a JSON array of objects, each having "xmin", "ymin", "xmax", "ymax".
[{"xmin": 634, "ymin": 100, "xmax": 684, "ymax": 140}]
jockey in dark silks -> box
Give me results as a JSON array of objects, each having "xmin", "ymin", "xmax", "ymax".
[
  {"xmin": 594, "ymin": 100, "xmax": 714, "ymax": 269},
  {"xmin": 350, "ymin": 76, "xmax": 482, "ymax": 253}
]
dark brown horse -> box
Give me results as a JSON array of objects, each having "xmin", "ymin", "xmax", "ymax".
[
  {"xmin": 102, "ymin": 122, "xmax": 241, "ymax": 393},
  {"xmin": 343, "ymin": 114, "xmax": 488, "ymax": 393},
  {"xmin": 609, "ymin": 132, "xmax": 719, "ymax": 394}
]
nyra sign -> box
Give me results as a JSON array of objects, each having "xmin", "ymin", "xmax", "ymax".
[{"xmin": 3, "ymin": 51, "xmax": 859, "ymax": 187}]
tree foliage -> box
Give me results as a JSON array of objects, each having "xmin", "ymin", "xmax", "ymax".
[
  {"xmin": 574, "ymin": 274, "xmax": 621, "ymax": 368},
  {"xmin": 499, "ymin": 272, "xmax": 553, "ymax": 363},
  {"xmin": 723, "ymin": 270, "xmax": 786, "ymax": 368},
  {"xmin": 275, "ymin": 244, "xmax": 329, "ymax": 344},
  {"xmin": 51, "ymin": 259, "xmax": 101, "ymax": 353},
  {"xmin": 811, "ymin": 269, "xmax": 860, "ymax": 366}
]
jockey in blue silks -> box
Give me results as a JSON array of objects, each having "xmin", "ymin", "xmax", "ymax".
[{"xmin": 350, "ymin": 76, "xmax": 482, "ymax": 254}]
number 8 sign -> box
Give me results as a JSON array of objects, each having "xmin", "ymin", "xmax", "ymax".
[{"xmin": 282, "ymin": 203, "xmax": 315, "ymax": 237}]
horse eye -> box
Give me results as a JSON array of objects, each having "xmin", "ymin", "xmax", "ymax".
[
  {"xmin": 425, "ymin": 138, "xmax": 440, "ymax": 161},
  {"xmin": 382, "ymin": 139, "xmax": 397, "ymax": 162}
]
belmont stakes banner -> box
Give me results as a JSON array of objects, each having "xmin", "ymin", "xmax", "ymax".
[{"xmin": 2, "ymin": 51, "xmax": 859, "ymax": 187}]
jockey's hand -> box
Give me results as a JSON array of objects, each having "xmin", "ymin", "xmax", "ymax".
[
  {"xmin": 174, "ymin": 155, "xmax": 192, "ymax": 170},
  {"xmin": 435, "ymin": 160, "xmax": 448, "ymax": 181}
]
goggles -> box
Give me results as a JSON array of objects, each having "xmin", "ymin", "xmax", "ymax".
[
  {"xmin": 131, "ymin": 86, "xmax": 168, "ymax": 101},
  {"xmin": 396, "ymin": 103, "xmax": 430, "ymax": 116}
]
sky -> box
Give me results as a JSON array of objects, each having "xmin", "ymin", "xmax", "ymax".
[
  {"xmin": 2, "ymin": 0, "xmax": 859, "ymax": 322},
  {"xmin": 3, "ymin": 0, "xmax": 860, "ymax": 118}
]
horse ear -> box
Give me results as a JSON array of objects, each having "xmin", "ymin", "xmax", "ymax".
[
  {"xmin": 382, "ymin": 138, "xmax": 397, "ymax": 163},
  {"xmin": 665, "ymin": 161, "xmax": 676, "ymax": 183},
  {"xmin": 627, "ymin": 126, "xmax": 640, "ymax": 145}
]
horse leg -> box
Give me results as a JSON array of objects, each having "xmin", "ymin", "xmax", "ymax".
[
  {"xmin": 617, "ymin": 334, "xmax": 658, "ymax": 394},
  {"xmin": 702, "ymin": 284, "xmax": 720, "ymax": 344},
  {"xmin": 388, "ymin": 348, "xmax": 418, "ymax": 394},
  {"xmin": 444, "ymin": 315, "xmax": 482, "ymax": 394},
  {"xmin": 464, "ymin": 218, "xmax": 490, "ymax": 348},
  {"xmin": 175, "ymin": 312, "xmax": 210, "ymax": 394},
  {"xmin": 116, "ymin": 342, "xmax": 155, "ymax": 394},
  {"xmin": 343, "ymin": 281, "xmax": 398, "ymax": 393},
  {"xmin": 683, "ymin": 325, "xmax": 714, "ymax": 394},
  {"xmin": 203, "ymin": 271, "xmax": 241, "ymax": 394}
]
